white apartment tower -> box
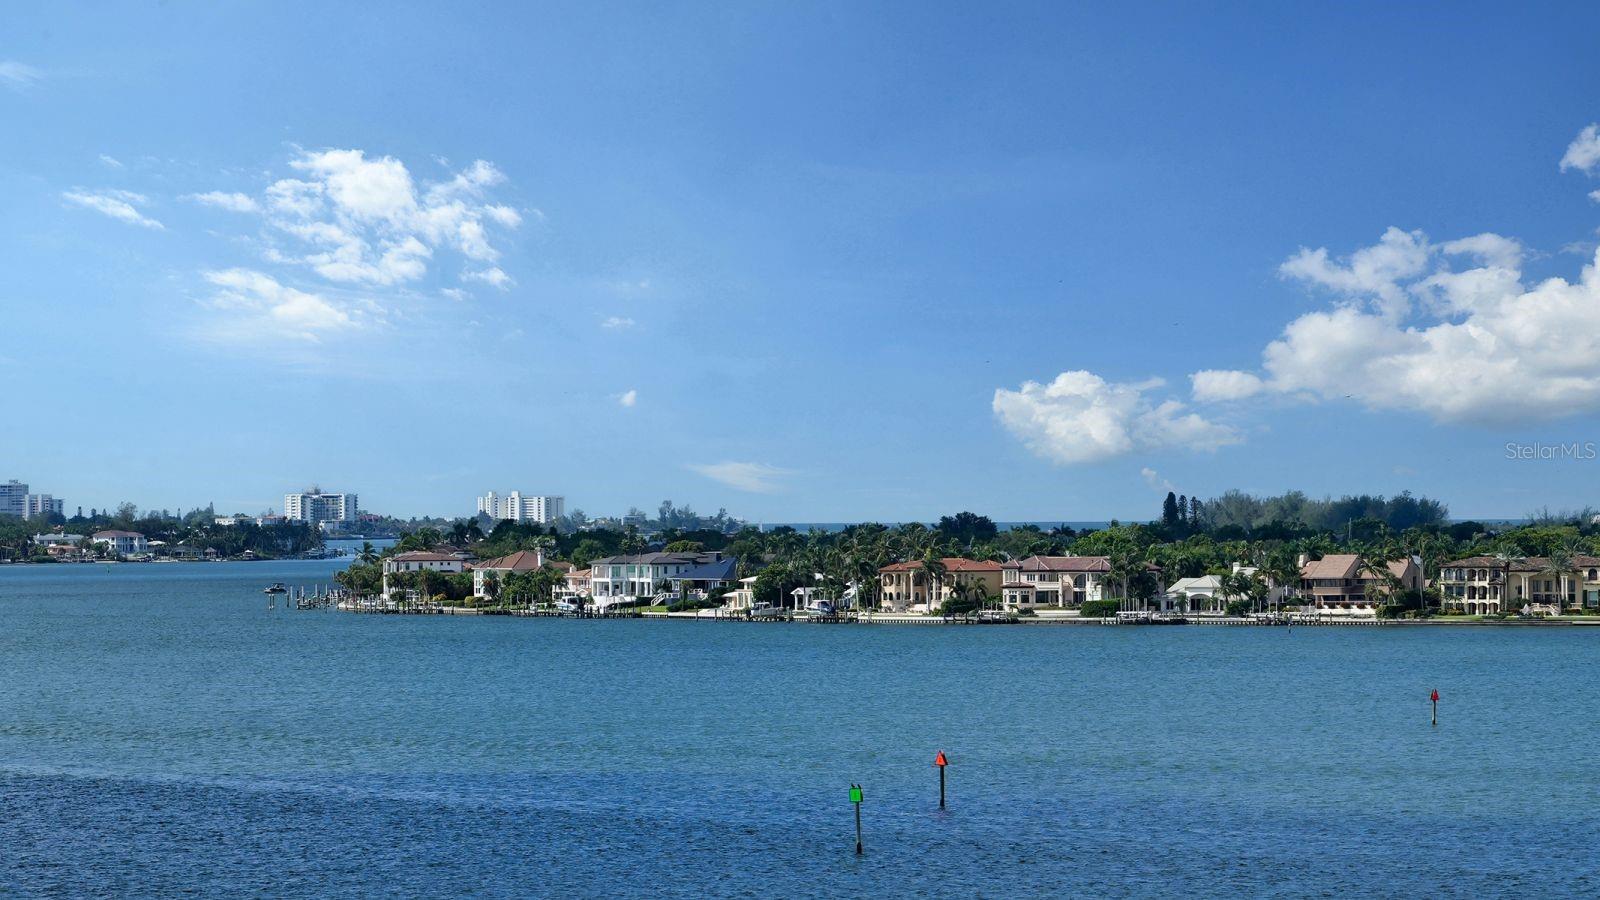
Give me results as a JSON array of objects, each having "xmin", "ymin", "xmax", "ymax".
[
  {"xmin": 0, "ymin": 480, "xmax": 27, "ymax": 517},
  {"xmin": 284, "ymin": 488, "xmax": 358, "ymax": 525},
  {"xmin": 477, "ymin": 491, "xmax": 564, "ymax": 524},
  {"xmin": 1, "ymin": 480, "xmax": 63, "ymax": 518}
]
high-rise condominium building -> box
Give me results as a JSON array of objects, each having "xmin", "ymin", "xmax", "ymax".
[
  {"xmin": 284, "ymin": 488, "xmax": 358, "ymax": 525},
  {"xmin": 0, "ymin": 480, "xmax": 28, "ymax": 517},
  {"xmin": 1, "ymin": 480, "xmax": 64, "ymax": 519},
  {"xmin": 477, "ymin": 491, "xmax": 564, "ymax": 524}
]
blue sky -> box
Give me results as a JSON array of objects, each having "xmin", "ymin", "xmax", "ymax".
[{"xmin": 5, "ymin": 2, "xmax": 1600, "ymax": 521}]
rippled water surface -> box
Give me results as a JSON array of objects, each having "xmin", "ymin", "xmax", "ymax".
[{"xmin": 4, "ymin": 560, "xmax": 1599, "ymax": 897}]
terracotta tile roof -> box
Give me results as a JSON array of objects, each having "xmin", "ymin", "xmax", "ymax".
[
  {"xmin": 475, "ymin": 550, "xmax": 545, "ymax": 571},
  {"xmin": 1300, "ymin": 554, "xmax": 1360, "ymax": 580}
]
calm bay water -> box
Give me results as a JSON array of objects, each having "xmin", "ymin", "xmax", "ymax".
[{"xmin": 3, "ymin": 560, "xmax": 1599, "ymax": 897}]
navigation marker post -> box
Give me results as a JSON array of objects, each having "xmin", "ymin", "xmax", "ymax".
[
  {"xmin": 850, "ymin": 784, "xmax": 864, "ymax": 854},
  {"xmin": 935, "ymin": 750, "xmax": 948, "ymax": 809},
  {"xmin": 1431, "ymin": 688, "xmax": 1439, "ymax": 727}
]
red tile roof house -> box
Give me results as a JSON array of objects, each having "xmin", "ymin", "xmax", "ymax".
[
  {"xmin": 1299, "ymin": 554, "xmax": 1422, "ymax": 615},
  {"xmin": 471, "ymin": 549, "xmax": 547, "ymax": 600},
  {"xmin": 877, "ymin": 558, "xmax": 1003, "ymax": 612},
  {"xmin": 998, "ymin": 556, "xmax": 1160, "ymax": 611},
  {"xmin": 380, "ymin": 551, "xmax": 465, "ymax": 599}
]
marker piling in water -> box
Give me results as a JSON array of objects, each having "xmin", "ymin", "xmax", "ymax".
[
  {"xmin": 1431, "ymin": 688, "xmax": 1439, "ymax": 727},
  {"xmin": 935, "ymin": 750, "xmax": 948, "ymax": 809},
  {"xmin": 850, "ymin": 784, "xmax": 863, "ymax": 855}
]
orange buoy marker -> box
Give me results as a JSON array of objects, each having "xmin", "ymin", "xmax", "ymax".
[
  {"xmin": 850, "ymin": 784, "xmax": 864, "ymax": 854},
  {"xmin": 935, "ymin": 750, "xmax": 948, "ymax": 809},
  {"xmin": 1431, "ymin": 688, "xmax": 1439, "ymax": 727}
]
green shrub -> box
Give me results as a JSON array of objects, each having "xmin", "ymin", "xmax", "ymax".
[
  {"xmin": 1079, "ymin": 600, "xmax": 1119, "ymax": 618},
  {"xmin": 1225, "ymin": 599, "xmax": 1253, "ymax": 617}
]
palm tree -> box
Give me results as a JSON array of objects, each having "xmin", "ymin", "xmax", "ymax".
[
  {"xmin": 1361, "ymin": 559, "xmax": 1404, "ymax": 613},
  {"xmin": 1541, "ymin": 544, "xmax": 1578, "ymax": 614},
  {"xmin": 1106, "ymin": 546, "xmax": 1145, "ymax": 613},
  {"xmin": 919, "ymin": 548, "xmax": 949, "ymax": 614},
  {"xmin": 358, "ymin": 541, "xmax": 379, "ymax": 565}
]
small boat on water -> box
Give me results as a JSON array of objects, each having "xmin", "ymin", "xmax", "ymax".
[{"xmin": 263, "ymin": 583, "xmax": 288, "ymax": 594}]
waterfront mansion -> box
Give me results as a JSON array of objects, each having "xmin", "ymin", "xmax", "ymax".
[{"xmin": 1437, "ymin": 555, "xmax": 1600, "ymax": 615}]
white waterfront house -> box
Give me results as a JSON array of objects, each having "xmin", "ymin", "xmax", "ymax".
[
  {"xmin": 587, "ymin": 551, "xmax": 733, "ymax": 606},
  {"xmin": 381, "ymin": 551, "xmax": 464, "ymax": 598},
  {"xmin": 722, "ymin": 576, "xmax": 758, "ymax": 611},
  {"xmin": 998, "ymin": 556, "xmax": 1121, "ymax": 610},
  {"xmin": 93, "ymin": 530, "xmax": 148, "ymax": 556},
  {"xmin": 553, "ymin": 565, "xmax": 593, "ymax": 605},
  {"xmin": 476, "ymin": 491, "xmax": 564, "ymax": 524}
]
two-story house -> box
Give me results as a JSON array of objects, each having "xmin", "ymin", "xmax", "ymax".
[
  {"xmin": 877, "ymin": 558, "xmax": 1004, "ymax": 612},
  {"xmin": 1299, "ymin": 554, "xmax": 1423, "ymax": 614},
  {"xmin": 1438, "ymin": 555, "xmax": 1600, "ymax": 615}
]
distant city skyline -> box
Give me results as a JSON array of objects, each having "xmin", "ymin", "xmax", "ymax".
[{"xmin": 5, "ymin": 4, "xmax": 1600, "ymax": 520}]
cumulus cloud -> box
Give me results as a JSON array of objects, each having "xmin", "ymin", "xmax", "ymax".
[
  {"xmin": 198, "ymin": 268, "xmax": 364, "ymax": 342},
  {"xmin": 1140, "ymin": 467, "xmax": 1175, "ymax": 492},
  {"xmin": 999, "ymin": 122, "xmax": 1600, "ymax": 457},
  {"xmin": 1198, "ymin": 211, "xmax": 1600, "ymax": 425},
  {"xmin": 62, "ymin": 189, "xmax": 164, "ymax": 230},
  {"xmin": 1279, "ymin": 226, "xmax": 1430, "ymax": 317},
  {"xmin": 993, "ymin": 371, "xmax": 1240, "ymax": 465},
  {"xmin": 193, "ymin": 148, "xmax": 520, "ymax": 289},
  {"xmin": 1190, "ymin": 369, "xmax": 1265, "ymax": 403},
  {"xmin": 1560, "ymin": 123, "xmax": 1600, "ymax": 174},
  {"xmin": 184, "ymin": 190, "xmax": 259, "ymax": 213},
  {"xmin": 463, "ymin": 266, "xmax": 512, "ymax": 289},
  {"xmin": 0, "ymin": 61, "xmax": 42, "ymax": 91},
  {"xmin": 601, "ymin": 315, "xmax": 635, "ymax": 329},
  {"xmin": 617, "ymin": 389, "xmax": 638, "ymax": 408},
  {"xmin": 688, "ymin": 461, "xmax": 795, "ymax": 493}
]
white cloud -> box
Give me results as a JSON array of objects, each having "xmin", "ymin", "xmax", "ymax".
[
  {"xmin": 197, "ymin": 149, "xmax": 521, "ymax": 288},
  {"xmin": 62, "ymin": 189, "xmax": 164, "ymax": 230},
  {"xmin": 688, "ymin": 461, "xmax": 795, "ymax": 493},
  {"xmin": 184, "ymin": 190, "xmax": 259, "ymax": 213},
  {"xmin": 1190, "ymin": 369, "xmax": 1264, "ymax": 403},
  {"xmin": 1279, "ymin": 226, "xmax": 1430, "ymax": 317},
  {"xmin": 463, "ymin": 266, "xmax": 512, "ymax": 289},
  {"xmin": 199, "ymin": 268, "xmax": 361, "ymax": 342},
  {"xmin": 601, "ymin": 315, "xmax": 635, "ymax": 329},
  {"xmin": 1198, "ymin": 227, "xmax": 1600, "ymax": 425},
  {"xmin": 441, "ymin": 287, "xmax": 468, "ymax": 302},
  {"xmin": 0, "ymin": 61, "xmax": 42, "ymax": 91},
  {"xmin": 617, "ymin": 389, "xmax": 638, "ymax": 408},
  {"xmin": 289, "ymin": 149, "xmax": 417, "ymax": 224},
  {"xmin": 1560, "ymin": 123, "xmax": 1600, "ymax": 174},
  {"xmin": 993, "ymin": 371, "xmax": 1240, "ymax": 465},
  {"xmin": 1140, "ymin": 467, "xmax": 1175, "ymax": 492},
  {"xmin": 483, "ymin": 205, "xmax": 522, "ymax": 227},
  {"xmin": 98, "ymin": 154, "xmax": 124, "ymax": 169}
]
